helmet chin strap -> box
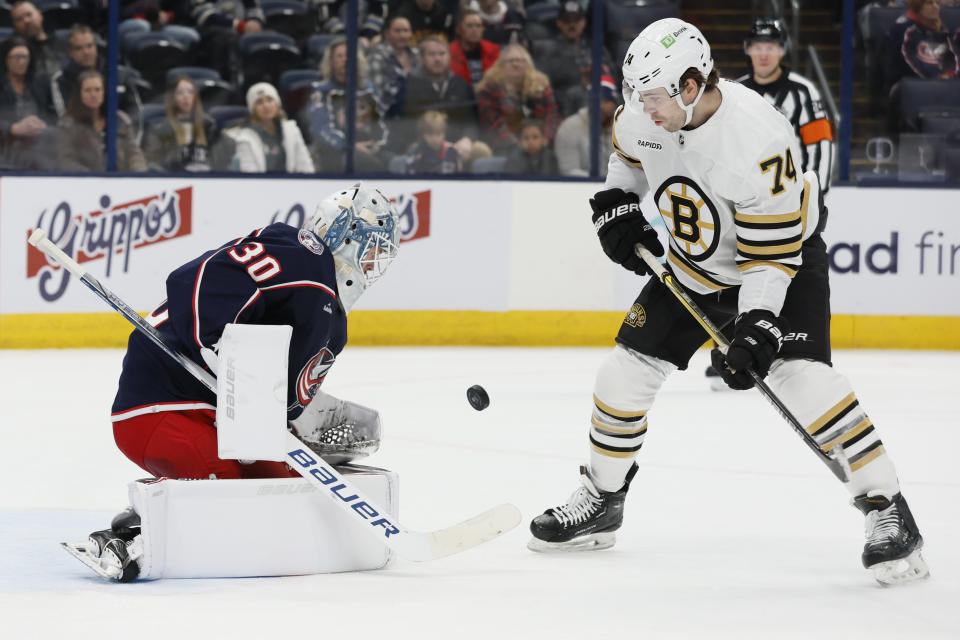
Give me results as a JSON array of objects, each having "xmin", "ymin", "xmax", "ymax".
[{"xmin": 677, "ymin": 82, "xmax": 707, "ymax": 127}]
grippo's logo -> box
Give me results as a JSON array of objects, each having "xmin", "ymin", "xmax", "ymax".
[
  {"xmin": 26, "ymin": 187, "xmax": 193, "ymax": 302},
  {"xmin": 392, "ymin": 189, "xmax": 431, "ymax": 242}
]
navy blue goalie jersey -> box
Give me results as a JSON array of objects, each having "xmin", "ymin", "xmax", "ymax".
[{"xmin": 112, "ymin": 223, "xmax": 347, "ymax": 422}]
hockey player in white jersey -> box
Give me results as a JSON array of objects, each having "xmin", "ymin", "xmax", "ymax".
[{"xmin": 528, "ymin": 18, "xmax": 928, "ymax": 585}]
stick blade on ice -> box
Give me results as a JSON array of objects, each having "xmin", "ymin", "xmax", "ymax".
[{"xmin": 415, "ymin": 503, "xmax": 522, "ymax": 560}]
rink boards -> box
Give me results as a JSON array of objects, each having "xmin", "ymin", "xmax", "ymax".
[{"xmin": 0, "ymin": 176, "xmax": 956, "ymax": 349}]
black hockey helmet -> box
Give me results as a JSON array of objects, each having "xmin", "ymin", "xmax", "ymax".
[{"xmin": 744, "ymin": 17, "xmax": 789, "ymax": 53}]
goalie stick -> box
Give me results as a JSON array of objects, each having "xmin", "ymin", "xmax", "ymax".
[
  {"xmin": 634, "ymin": 245, "xmax": 851, "ymax": 483},
  {"xmin": 29, "ymin": 228, "xmax": 521, "ymax": 561}
]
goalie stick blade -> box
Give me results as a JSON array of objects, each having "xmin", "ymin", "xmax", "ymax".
[
  {"xmin": 401, "ymin": 503, "xmax": 522, "ymax": 562},
  {"xmin": 61, "ymin": 541, "xmax": 122, "ymax": 581}
]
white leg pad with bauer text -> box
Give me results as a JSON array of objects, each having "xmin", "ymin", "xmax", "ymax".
[{"xmin": 130, "ymin": 466, "xmax": 399, "ymax": 579}]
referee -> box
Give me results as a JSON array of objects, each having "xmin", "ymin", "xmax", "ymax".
[{"xmin": 737, "ymin": 17, "xmax": 834, "ymax": 193}]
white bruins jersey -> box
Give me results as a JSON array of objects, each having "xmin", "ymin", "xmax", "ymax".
[{"xmin": 606, "ymin": 79, "xmax": 820, "ymax": 315}]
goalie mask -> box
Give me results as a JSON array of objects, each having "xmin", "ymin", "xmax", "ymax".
[
  {"xmin": 306, "ymin": 183, "xmax": 399, "ymax": 312},
  {"xmin": 621, "ymin": 17, "xmax": 713, "ymax": 127}
]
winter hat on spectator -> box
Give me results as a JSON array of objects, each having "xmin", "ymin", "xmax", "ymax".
[
  {"xmin": 246, "ymin": 82, "xmax": 281, "ymax": 113},
  {"xmin": 558, "ymin": 1, "xmax": 585, "ymax": 22},
  {"xmin": 600, "ymin": 75, "xmax": 619, "ymax": 104}
]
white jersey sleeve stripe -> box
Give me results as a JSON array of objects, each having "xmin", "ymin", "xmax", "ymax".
[{"xmin": 111, "ymin": 401, "xmax": 217, "ymax": 422}]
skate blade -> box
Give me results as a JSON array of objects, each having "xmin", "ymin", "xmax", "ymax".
[
  {"xmin": 61, "ymin": 541, "xmax": 123, "ymax": 581},
  {"xmin": 871, "ymin": 549, "xmax": 930, "ymax": 586},
  {"xmin": 527, "ymin": 532, "xmax": 615, "ymax": 553}
]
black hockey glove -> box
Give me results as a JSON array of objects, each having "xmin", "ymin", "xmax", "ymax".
[
  {"xmin": 710, "ymin": 309, "xmax": 786, "ymax": 390},
  {"xmin": 590, "ymin": 188, "xmax": 664, "ymax": 275}
]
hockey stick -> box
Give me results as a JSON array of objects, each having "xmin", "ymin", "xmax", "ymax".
[
  {"xmin": 29, "ymin": 228, "xmax": 521, "ymax": 561},
  {"xmin": 633, "ymin": 245, "xmax": 851, "ymax": 482}
]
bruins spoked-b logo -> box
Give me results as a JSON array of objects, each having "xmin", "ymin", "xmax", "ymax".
[
  {"xmin": 624, "ymin": 303, "xmax": 647, "ymax": 328},
  {"xmin": 654, "ymin": 176, "xmax": 721, "ymax": 262}
]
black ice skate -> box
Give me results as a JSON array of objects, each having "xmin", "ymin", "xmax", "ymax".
[
  {"xmin": 528, "ymin": 463, "xmax": 637, "ymax": 552},
  {"xmin": 62, "ymin": 507, "xmax": 143, "ymax": 582},
  {"xmin": 853, "ymin": 492, "xmax": 929, "ymax": 586}
]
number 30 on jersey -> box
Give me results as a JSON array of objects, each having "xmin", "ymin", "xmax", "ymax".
[{"xmin": 759, "ymin": 148, "xmax": 797, "ymax": 196}]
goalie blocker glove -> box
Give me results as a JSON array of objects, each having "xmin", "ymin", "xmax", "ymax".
[
  {"xmin": 590, "ymin": 188, "xmax": 663, "ymax": 275},
  {"xmin": 711, "ymin": 309, "xmax": 785, "ymax": 390}
]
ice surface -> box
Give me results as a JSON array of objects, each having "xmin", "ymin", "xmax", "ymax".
[{"xmin": 1, "ymin": 347, "xmax": 958, "ymax": 638}]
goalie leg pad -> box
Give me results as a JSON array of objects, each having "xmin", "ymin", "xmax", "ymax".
[
  {"xmin": 127, "ymin": 466, "xmax": 398, "ymax": 579},
  {"xmin": 589, "ymin": 344, "xmax": 674, "ymax": 491},
  {"xmin": 767, "ymin": 358, "xmax": 899, "ymax": 497}
]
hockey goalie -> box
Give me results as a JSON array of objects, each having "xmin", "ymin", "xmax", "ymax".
[{"xmin": 64, "ymin": 183, "xmax": 402, "ymax": 581}]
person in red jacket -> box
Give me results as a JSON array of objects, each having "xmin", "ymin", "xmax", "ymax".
[{"xmin": 449, "ymin": 8, "xmax": 500, "ymax": 86}]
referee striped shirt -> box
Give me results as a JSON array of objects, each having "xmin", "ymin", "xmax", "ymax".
[{"xmin": 737, "ymin": 69, "xmax": 834, "ymax": 192}]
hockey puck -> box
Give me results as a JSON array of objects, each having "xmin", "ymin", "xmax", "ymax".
[{"xmin": 467, "ymin": 385, "xmax": 490, "ymax": 411}]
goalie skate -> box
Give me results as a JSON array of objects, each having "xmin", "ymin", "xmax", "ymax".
[
  {"xmin": 528, "ymin": 463, "xmax": 637, "ymax": 553},
  {"xmin": 62, "ymin": 507, "xmax": 143, "ymax": 582},
  {"xmin": 853, "ymin": 492, "xmax": 929, "ymax": 586}
]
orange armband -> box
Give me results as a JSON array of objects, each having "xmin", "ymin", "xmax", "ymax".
[{"xmin": 799, "ymin": 119, "xmax": 833, "ymax": 145}]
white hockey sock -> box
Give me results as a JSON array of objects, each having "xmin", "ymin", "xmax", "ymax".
[
  {"xmin": 768, "ymin": 359, "xmax": 900, "ymax": 498},
  {"xmin": 589, "ymin": 345, "xmax": 673, "ymax": 492}
]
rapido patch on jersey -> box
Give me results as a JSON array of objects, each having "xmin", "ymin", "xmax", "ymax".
[
  {"xmin": 624, "ymin": 303, "xmax": 647, "ymax": 328},
  {"xmin": 297, "ymin": 229, "xmax": 326, "ymax": 255}
]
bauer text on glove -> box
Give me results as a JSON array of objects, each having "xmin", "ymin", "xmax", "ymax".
[
  {"xmin": 589, "ymin": 188, "xmax": 664, "ymax": 275},
  {"xmin": 711, "ymin": 309, "xmax": 786, "ymax": 390}
]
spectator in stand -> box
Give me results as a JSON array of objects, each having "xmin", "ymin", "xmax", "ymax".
[
  {"xmin": 368, "ymin": 15, "xmax": 420, "ymax": 119},
  {"xmin": 554, "ymin": 61, "xmax": 615, "ymax": 118},
  {"xmin": 51, "ymin": 24, "xmax": 145, "ymax": 123},
  {"xmin": 184, "ymin": 0, "xmax": 265, "ymax": 83},
  {"xmin": 468, "ymin": 0, "xmax": 527, "ymax": 48},
  {"xmin": 402, "ymin": 34, "xmax": 484, "ymax": 161},
  {"xmin": 554, "ymin": 74, "xmax": 619, "ymax": 177},
  {"xmin": 305, "ymin": 38, "xmax": 389, "ymax": 172},
  {"xmin": 886, "ymin": 0, "xmax": 959, "ymax": 88},
  {"xmin": 884, "ymin": 0, "xmax": 960, "ymax": 131},
  {"xmin": 535, "ymin": 2, "xmax": 614, "ymax": 117},
  {"xmin": 310, "ymin": 0, "xmax": 388, "ymax": 46},
  {"xmin": 51, "ymin": 25, "xmax": 99, "ymax": 117},
  {"xmin": 450, "ymin": 8, "xmax": 500, "ymax": 87},
  {"xmin": 476, "ymin": 43, "xmax": 559, "ymax": 154},
  {"xmin": 400, "ymin": 110, "xmax": 461, "ymax": 173},
  {"xmin": 504, "ymin": 118, "xmax": 557, "ymax": 174},
  {"xmin": 57, "ymin": 70, "xmax": 147, "ymax": 171},
  {"xmin": 0, "ymin": 35, "xmax": 56, "ymax": 169},
  {"xmin": 142, "ymin": 76, "xmax": 219, "ymax": 172},
  {"xmin": 392, "ymin": 0, "xmax": 455, "ymax": 45},
  {"xmin": 10, "ymin": 1, "xmax": 60, "ymax": 78},
  {"xmin": 226, "ymin": 82, "xmax": 313, "ymax": 173}
]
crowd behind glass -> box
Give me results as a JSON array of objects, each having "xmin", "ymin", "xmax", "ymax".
[{"xmin": 1, "ymin": 0, "xmax": 958, "ymax": 182}]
